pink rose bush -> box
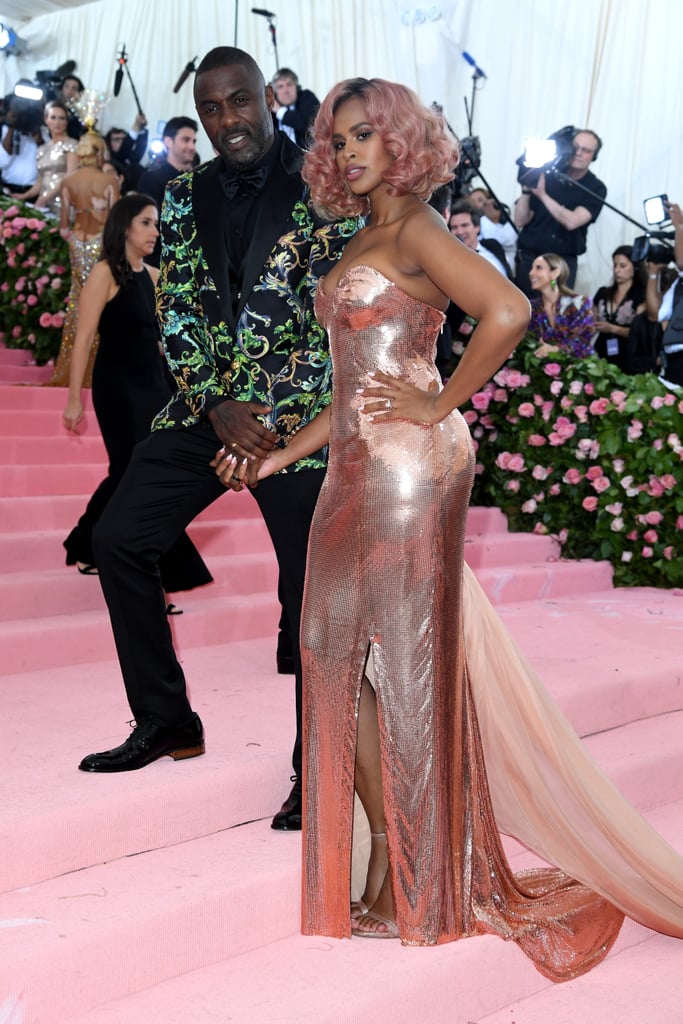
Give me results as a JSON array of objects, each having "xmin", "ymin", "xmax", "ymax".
[
  {"xmin": 462, "ymin": 334, "xmax": 683, "ymax": 586},
  {"xmin": 0, "ymin": 197, "xmax": 70, "ymax": 363}
]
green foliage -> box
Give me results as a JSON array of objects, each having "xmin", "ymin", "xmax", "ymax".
[
  {"xmin": 0, "ymin": 196, "xmax": 70, "ymax": 364},
  {"xmin": 463, "ymin": 337, "xmax": 683, "ymax": 587}
]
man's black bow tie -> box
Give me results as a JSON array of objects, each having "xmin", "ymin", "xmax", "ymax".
[{"xmin": 220, "ymin": 166, "xmax": 268, "ymax": 200}]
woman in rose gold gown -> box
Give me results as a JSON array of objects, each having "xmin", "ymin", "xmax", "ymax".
[{"xmin": 214, "ymin": 78, "xmax": 683, "ymax": 981}]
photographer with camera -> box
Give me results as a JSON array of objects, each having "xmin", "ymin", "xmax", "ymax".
[
  {"xmin": 650, "ymin": 199, "xmax": 683, "ymax": 385},
  {"xmin": 514, "ymin": 129, "xmax": 606, "ymax": 294},
  {"xmin": 0, "ymin": 96, "xmax": 42, "ymax": 194}
]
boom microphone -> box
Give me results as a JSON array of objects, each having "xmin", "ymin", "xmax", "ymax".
[
  {"xmin": 252, "ymin": 7, "xmax": 276, "ymax": 16},
  {"xmin": 173, "ymin": 58, "xmax": 197, "ymax": 94},
  {"xmin": 462, "ymin": 50, "xmax": 487, "ymax": 79},
  {"xmin": 113, "ymin": 45, "xmax": 127, "ymax": 97}
]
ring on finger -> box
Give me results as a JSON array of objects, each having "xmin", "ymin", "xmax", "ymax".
[{"xmin": 386, "ymin": 397, "xmax": 393, "ymax": 410}]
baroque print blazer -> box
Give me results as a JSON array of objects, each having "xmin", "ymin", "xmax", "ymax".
[{"xmin": 153, "ymin": 137, "xmax": 360, "ymax": 471}]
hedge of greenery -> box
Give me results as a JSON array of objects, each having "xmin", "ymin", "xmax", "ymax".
[{"xmin": 464, "ymin": 336, "xmax": 682, "ymax": 587}]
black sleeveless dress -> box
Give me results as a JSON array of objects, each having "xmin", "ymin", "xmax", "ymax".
[{"xmin": 64, "ymin": 267, "xmax": 212, "ymax": 593}]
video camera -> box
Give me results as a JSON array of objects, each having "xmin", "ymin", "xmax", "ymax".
[{"xmin": 515, "ymin": 124, "xmax": 576, "ymax": 189}]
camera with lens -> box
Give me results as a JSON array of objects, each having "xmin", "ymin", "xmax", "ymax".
[
  {"xmin": 515, "ymin": 124, "xmax": 576, "ymax": 189},
  {"xmin": 631, "ymin": 236, "xmax": 673, "ymax": 264}
]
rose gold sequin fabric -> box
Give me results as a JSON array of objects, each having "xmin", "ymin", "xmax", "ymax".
[
  {"xmin": 301, "ymin": 265, "xmax": 683, "ymax": 980},
  {"xmin": 47, "ymin": 234, "xmax": 102, "ymax": 387}
]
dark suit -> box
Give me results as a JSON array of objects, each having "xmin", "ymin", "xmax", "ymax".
[
  {"xmin": 277, "ymin": 88, "xmax": 319, "ymax": 149},
  {"xmin": 92, "ymin": 135, "xmax": 359, "ymax": 777},
  {"xmin": 137, "ymin": 159, "xmax": 185, "ymax": 266},
  {"xmin": 480, "ymin": 238, "xmax": 514, "ymax": 279}
]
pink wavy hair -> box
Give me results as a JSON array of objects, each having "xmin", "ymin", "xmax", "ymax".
[{"xmin": 302, "ymin": 78, "xmax": 459, "ymax": 218}]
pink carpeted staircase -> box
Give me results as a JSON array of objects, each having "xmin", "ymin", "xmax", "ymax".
[{"xmin": 1, "ymin": 344, "xmax": 681, "ymax": 1024}]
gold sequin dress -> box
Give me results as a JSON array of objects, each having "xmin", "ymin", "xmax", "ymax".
[
  {"xmin": 302, "ymin": 264, "xmax": 683, "ymax": 980},
  {"xmin": 35, "ymin": 138, "xmax": 78, "ymax": 216},
  {"xmin": 46, "ymin": 234, "xmax": 102, "ymax": 387}
]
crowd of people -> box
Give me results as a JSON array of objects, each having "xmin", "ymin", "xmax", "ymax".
[{"xmin": 1, "ymin": 46, "xmax": 682, "ymax": 975}]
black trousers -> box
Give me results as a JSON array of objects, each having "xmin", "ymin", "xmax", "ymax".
[{"xmin": 92, "ymin": 422, "xmax": 324, "ymax": 777}]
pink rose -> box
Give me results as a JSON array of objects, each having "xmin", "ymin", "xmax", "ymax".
[
  {"xmin": 51, "ymin": 278, "xmax": 63, "ymax": 289},
  {"xmin": 626, "ymin": 530, "xmax": 638, "ymax": 541},
  {"xmin": 493, "ymin": 388, "xmax": 507, "ymax": 402},
  {"xmin": 569, "ymin": 381, "xmax": 583, "ymax": 395},
  {"xmin": 610, "ymin": 390, "xmax": 627, "ymax": 405},
  {"xmin": 627, "ymin": 420, "xmax": 643, "ymax": 441},
  {"xmin": 507, "ymin": 454, "xmax": 526, "ymax": 472},
  {"xmin": 527, "ymin": 434, "xmax": 546, "ymax": 446},
  {"xmin": 26, "ymin": 295, "xmax": 38, "ymax": 306},
  {"xmin": 518, "ymin": 402, "xmax": 535, "ymax": 417},
  {"xmin": 663, "ymin": 547, "xmax": 674, "ymax": 561},
  {"xmin": 51, "ymin": 312, "xmax": 65, "ymax": 328},
  {"xmin": 676, "ymin": 516, "xmax": 683, "ymax": 530},
  {"xmin": 605, "ymin": 502, "xmax": 623, "ymax": 515},
  {"xmin": 548, "ymin": 432, "xmax": 568, "ymax": 446},
  {"xmin": 557, "ymin": 528, "xmax": 568, "ymax": 543},
  {"xmin": 612, "ymin": 458, "xmax": 625, "ymax": 473},
  {"xmin": 521, "ymin": 499, "xmax": 537, "ymax": 513},
  {"xmin": 563, "ymin": 468, "xmax": 583, "ymax": 485},
  {"xmin": 549, "ymin": 483, "xmax": 560, "ymax": 496},
  {"xmin": 506, "ymin": 479, "xmax": 520, "ymax": 492},
  {"xmin": 659, "ymin": 475, "xmax": 676, "ymax": 490},
  {"xmin": 549, "ymin": 380, "xmax": 563, "ymax": 396},
  {"xmin": 641, "ymin": 546, "xmax": 653, "ymax": 558},
  {"xmin": 645, "ymin": 511, "xmax": 663, "ymax": 526},
  {"xmin": 0, "ymin": 282, "xmax": 7, "ymax": 292},
  {"xmin": 11, "ymin": 325, "xmax": 21, "ymax": 338},
  {"xmin": 582, "ymin": 497, "xmax": 598, "ymax": 511},
  {"xmin": 585, "ymin": 466, "xmax": 603, "ymax": 481},
  {"xmin": 541, "ymin": 401, "xmax": 554, "ymax": 421},
  {"xmin": 651, "ymin": 395, "xmax": 665, "ymax": 410},
  {"xmin": 533, "ymin": 522, "xmax": 548, "ymax": 535},
  {"xmin": 592, "ymin": 476, "xmax": 611, "ymax": 493},
  {"xmin": 39, "ymin": 312, "xmax": 52, "ymax": 328},
  {"xmin": 643, "ymin": 529, "xmax": 658, "ymax": 544},
  {"xmin": 647, "ymin": 478, "xmax": 665, "ymax": 497},
  {"xmin": 543, "ymin": 362, "xmax": 561, "ymax": 377},
  {"xmin": 589, "ymin": 398, "xmax": 610, "ymax": 415},
  {"xmin": 621, "ymin": 552, "xmax": 633, "ymax": 563},
  {"xmin": 11, "ymin": 216, "xmax": 27, "ymax": 229},
  {"xmin": 463, "ymin": 409, "xmax": 478, "ymax": 425},
  {"xmin": 610, "ymin": 517, "xmax": 624, "ymax": 532},
  {"xmin": 471, "ymin": 392, "xmax": 490, "ymax": 411},
  {"xmin": 532, "ymin": 465, "xmax": 551, "ymax": 480},
  {"xmin": 560, "ymin": 396, "xmax": 574, "ymax": 410},
  {"xmin": 584, "ymin": 382, "xmax": 595, "ymax": 395},
  {"xmin": 574, "ymin": 405, "xmax": 588, "ymax": 422}
]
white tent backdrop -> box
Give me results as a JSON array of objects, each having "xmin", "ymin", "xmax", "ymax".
[{"xmin": 2, "ymin": 0, "xmax": 681, "ymax": 293}]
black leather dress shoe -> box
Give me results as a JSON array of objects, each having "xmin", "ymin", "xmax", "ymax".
[
  {"xmin": 271, "ymin": 775, "xmax": 302, "ymax": 830},
  {"xmin": 79, "ymin": 714, "xmax": 205, "ymax": 773}
]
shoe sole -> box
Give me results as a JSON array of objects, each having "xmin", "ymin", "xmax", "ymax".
[{"xmin": 79, "ymin": 742, "xmax": 206, "ymax": 773}]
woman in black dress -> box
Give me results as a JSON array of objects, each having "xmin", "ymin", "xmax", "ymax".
[
  {"xmin": 62, "ymin": 194, "xmax": 211, "ymax": 595},
  {"xmin": 593, "ymin": 245, "xmax": 646, "ymax": 370}
]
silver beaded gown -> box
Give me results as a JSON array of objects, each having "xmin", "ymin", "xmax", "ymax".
[{"xmin": 301, "ymin": 264, "xmax": 683, "ymax": 981}]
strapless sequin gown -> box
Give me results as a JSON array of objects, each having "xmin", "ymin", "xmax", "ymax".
[{"xmin": 302, "ymin": 265, "xmax": 683, "ymax": 980}]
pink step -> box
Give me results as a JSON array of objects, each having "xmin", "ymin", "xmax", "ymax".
[
  {"xmin": 0, "ymin": 345, "xmax": 41, "ymax": 364},
  {"xmin": 475, "ymin": 558, "xmax": 613, "ymax": 602},
  {"xmin": 0, "ymin": 408, "xmax": 101, "ymax": 437},
  {"xmin": 0, "ymin": 489, "xmax": 261, "ymax": 531},
  {"xmin": 0, "ymin": 587, "xmax": 280, "ymax": 675},
  {"xmin": 0, "ymin": 382, "xmax": 92, "ymax": 409},
  {"xmin": 0, "ymin": 365, "xmax": 54, "ymax": 384},
  {"xmin": 478, "ymin": 932, "xmax": 682, "ymax": 1024},
  {"xmin": 1, "ymin": 434, "xmax": 107, "ymax": 463},
  {"xmin": 13, "ymin": 801, "xmax": 680, "ymax": 1024},
  {"xmin": 0, "ymin": 517, "xmax": 271, "ymax": 573}
]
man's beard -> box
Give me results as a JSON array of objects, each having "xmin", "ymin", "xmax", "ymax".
[{"xmin": 218, "ymin": 122, "xmax": 273, "ymax": 171}]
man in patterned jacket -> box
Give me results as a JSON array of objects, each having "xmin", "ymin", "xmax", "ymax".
[{"xmin": 81, "ymin": 47, "xmax": 359, "ymax": 832}]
